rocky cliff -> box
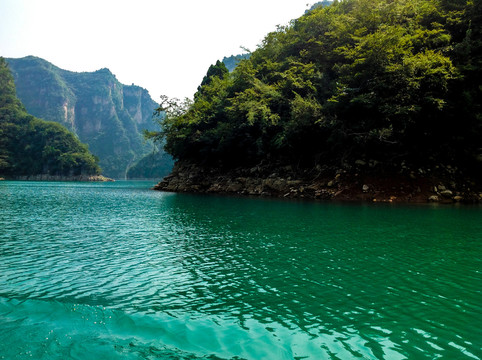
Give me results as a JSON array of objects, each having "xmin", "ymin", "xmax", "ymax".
[
  {"xmin": 7, "ymin": 56, "xmax": 170, "ymax": 178},
  {"xmin": 0, "ymin": 57, "xmax": 102, "ymax": 178}
]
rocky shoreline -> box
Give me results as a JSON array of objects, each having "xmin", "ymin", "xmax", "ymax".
[
  {"xmin": 154, "ymin": 162, "xmax": 481, "ymax": 203},
  {"xmin": 8, "ymin": 174, "xmax": 114, "ymax": 182}
]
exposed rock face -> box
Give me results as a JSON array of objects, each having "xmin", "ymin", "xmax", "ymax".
[
  {"xmin": 154, "ymin": 162, "xmax": 481, "ymax": 203},
  {"xmin": 123, "ymin": 85, "xmax": 156, "ymax": 125},
  {"xmin": 6, "ymin": 56, "xmax": 170, "ymax": 178}
]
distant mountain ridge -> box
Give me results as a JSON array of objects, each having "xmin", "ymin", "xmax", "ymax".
[
  {"xmin": 222, "ymin": 54, "xmax": 250, "ymax": 72},
  {"xmin": 0, "ymin": 57, "xmax": 102, "ymax": 179},
  {"xmin": 6, "ymin": 56, "xmax": 164, "ymax": 178},
  {"xmin": 308, "ymin": 1, "xmax": 333, "ymax": 12}
]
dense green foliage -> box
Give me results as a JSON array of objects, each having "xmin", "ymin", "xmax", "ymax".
[
  {"xmin": 0, "ymin": 58, "xmax": 100, "ymax": 176},
  {"xmin": 197, "ymin": 61, "xmax": 229, "ymax": 93},
  {"xmin": 126, "ymin": 150, "xmax": 175, "ymax": 179},
  {"xmin": 6, "ymin": 56, "xmax": 168, "ymax": 178},
  {"xmin": 156, "ymin": 0, "xmax": 481, "ymax": 173}
]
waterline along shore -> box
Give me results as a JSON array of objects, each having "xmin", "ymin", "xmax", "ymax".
[
  {"xmin": 7, "ymin": 174, "xmax": 114, "ymax": 182},
  {"xmin": 154, "ymin": 161, "xmax": 481, "ymax": 203}
]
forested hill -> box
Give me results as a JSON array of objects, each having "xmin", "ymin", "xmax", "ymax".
[
  {"xmin": 157, "ymin": 0, "xmax": 481, "ymax": 175},
  {"xmin": 153, "ymin": 0, "xmax": 481, "ymax": 201},
  {"xmin": 6, "ymin": 56, "xmax": 168, "ymax": 178},
  {"xmin": 0, "ymin": 58, "xmax": 101, "ymax": 178}
]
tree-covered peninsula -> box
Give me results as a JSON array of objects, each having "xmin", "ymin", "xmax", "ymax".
[
  {"xmin": 154, "ymin": 0, "xmax": 481, "ymax": 202},
  {"xmin": 0, "ymin": 58, "xmax": 103, "ymax": 180}
]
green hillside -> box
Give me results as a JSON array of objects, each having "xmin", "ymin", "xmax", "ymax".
[
  {"xmin": 126, "ymin": 150, "xmax": 174, "ymax": 179},
  {"xmin": 6, "ymin": 56, "xmax": 171, "ymax": 178},
  {"xmin": 0, "ymin": 58, "xmax": 100, "ymax": 177}
]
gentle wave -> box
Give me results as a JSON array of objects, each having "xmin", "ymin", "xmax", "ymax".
[
  {"xmin": 0, "ymin": 296, "xmax": 413, "ymax": 360},
  {"xmin": 0, "ymin": 181, "xmax": 481, "ymax": 359}
]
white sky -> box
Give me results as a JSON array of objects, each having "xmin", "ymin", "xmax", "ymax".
[{"xmin": 0, "ymin": 0, "xmax": 313, "ymax": 101}]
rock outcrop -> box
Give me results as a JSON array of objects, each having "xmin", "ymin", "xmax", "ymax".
[{"xmin": 154, "ymin": 162, "xmax": 481, "ymax": 203}]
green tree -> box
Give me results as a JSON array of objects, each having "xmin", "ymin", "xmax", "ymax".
[{"xmin": 196, "ymin": 60, "xmax": 229, "ymax": 96}]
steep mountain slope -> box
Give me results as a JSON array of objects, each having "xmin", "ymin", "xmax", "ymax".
[
  {"xmin": 6, "ymin": 56, "xmax": 166, "ymax": 178},
  {"xmin": 0, "ymin": 57, "xmax": 101, "ymax": 178}
]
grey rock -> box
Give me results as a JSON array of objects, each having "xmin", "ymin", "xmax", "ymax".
[{"xmin": 440, "ymin": 190, "xmax": 453, "ymax": 198}]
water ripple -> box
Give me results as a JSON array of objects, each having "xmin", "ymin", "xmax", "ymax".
[{"xmin": 0, "ymin": 181, "xmax": 481, "ymax": 359}]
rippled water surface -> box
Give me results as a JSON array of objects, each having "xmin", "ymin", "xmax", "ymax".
[{"xmin": 0, "ymin": 181, "xmax": 481, "ymax": 359}]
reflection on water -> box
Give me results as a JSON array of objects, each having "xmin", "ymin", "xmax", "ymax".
[{"xmin": 0, "ymin": 181, "xmax": 481, "ymax": 359}]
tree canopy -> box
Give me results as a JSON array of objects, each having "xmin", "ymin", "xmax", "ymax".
[{"xmin": 154, "ymin": 0, "xmax": 481, "ymax": 174}]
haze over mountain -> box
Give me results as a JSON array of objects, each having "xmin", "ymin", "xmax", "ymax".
[
  {"xmin": 7, "ymin": 56, "xmax": 170, "ymax": 178},
  {"xmin": 0, "ymin": 57, "xmax": 101, "ymax": 178}
]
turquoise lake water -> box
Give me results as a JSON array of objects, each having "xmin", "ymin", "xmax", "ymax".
[{"xmin": 0, "ymin": 180, "xmax": 481, "ymax": 359}]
